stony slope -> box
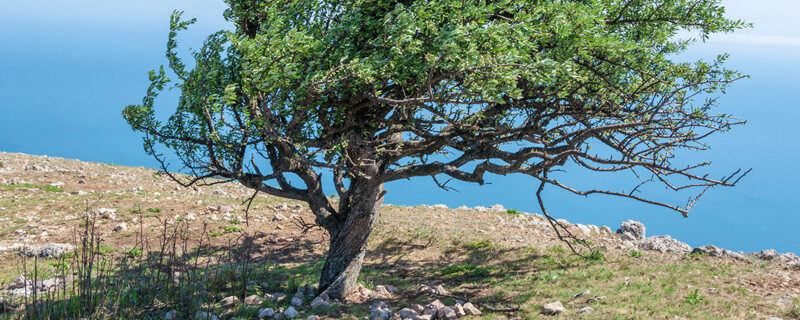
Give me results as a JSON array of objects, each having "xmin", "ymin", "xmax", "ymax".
[{"xmin": 0, "ymin": 151, "xmax": 798, "ymax": 319}]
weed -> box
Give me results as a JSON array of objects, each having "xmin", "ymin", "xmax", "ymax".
[
  {"xmin": 587, "ymin": 250, "xmax": 606, "ymax": 262},
  {"xmin": 462, "ymin": 239, "xmax": 494, "ymax": 250},
  {"xmin": 146, "ymin": 207, "xmax": 161, "ymax": 213},
  {"xmin": 506, "ymin": 208, "xmax": 520, "ymax": 215},
  {"xmin": 685, "ymin": 289, "xmax": 704, "ymax": 305},
  {"xmin": 224, "ymin": 226, "xmax": 243, "ymax": 234},
  {"xmin": 630, "ymin": 251, "xmax": 643, "ymax": 258}
]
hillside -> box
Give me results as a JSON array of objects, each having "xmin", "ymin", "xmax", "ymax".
[{"xmin": 0, "ymin": 151, "xmax": 798, "ymax": 320}]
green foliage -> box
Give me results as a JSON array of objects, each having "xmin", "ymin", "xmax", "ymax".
[
  {"xmin": 1, "ymin": 183, "xmax": 64, "ymax": 193},
  {"xmin": 462, "ymin": 239, "xmax": 494, "ymax": 251},
  {"xmin": 586, "ymin": 250, "xmax": 605, "ymax": 262},
  {"xmin": 685, "ymin": 289, "xmax": 704, "ymax": 305},
  {"xmin": 146, "ymin": 207, "xmax": 161, "ymax": 213},
  {"xmin": 505, "ymin": 209, "xmax": 520, "ymax": 215},
  {"xmin": 223, "ymin": 226, "xmax": 242, "ymax": 234},
  {"xmin": 630, "ymin": 251, "xmax": 643, "ymax": 258}
]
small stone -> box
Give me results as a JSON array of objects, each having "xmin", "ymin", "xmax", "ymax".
[
  {"xmin": 433, "ymin": 284, "xmax": 448, "ymax": 295},
  {"xmin": 164, "ymin": 310, "xmax": 179, "ymax": 320},
  {"xmin": 88, "ymin": 208, "xmax": 117, "ymax": 220},
  {"xmin": 306, "ymin": 316, "xmax": 320, "ymax": 320},
  {"xmin": 274, "ymin": 313, "xmax": 285, "ymax": 320},
  {"xmin": 194, "ymin": 311, "xmax": 219, "ymax": 320},
  {"xmin": 409, "ymin": 304, "xmax": 425, "ymax": 314},
  {"xmin": 22, "ymin": 243, "xmax": 75, "ymax": 258},
  {"xmin": 291, "ymin": 296, "xmax": 304, "ymax": 307},
  {"xmin": 219, "ymin": 295, "xmax": 239, "ymax": 308},
  {"xmin": 273, "ymin": 213, "xmax": 288, "ymax": 221},
  {"xmin": 311, "ymin": 297, "xmax": 331, "ymax": 311},
  {"xmin": 258, "ymin": 308, "xmax": 275, "ymax": 319},
  {"xmin": 245, "ymin": 294, "xmax": 264, "ymax": 306},
  {"xmin": 462, "ymin": 302, "xmax": 481, "ymax": 316},
  {"xmin": 437, "ymin": 306, "xmax": 457, "ymax": 320},
  {"xmin": 453, "ymin": 304, "xmax": 466, "ymax": 317},
  {"xmin": 113, "ymin": 222, "xmax": 127, "ymax": 232},
  {"xmin": 577, "ymin": 306, "xmax": 594, "ymax": 314},
  {"xmin": 274, "ymin": 293, "xmax": 287, "ymax": 301},
  {"xmin": 7, "ymin": 275, "xmax": 28, "ymax": 289},
  {"xmin": 218, "ymin": 205, "xmax": 234, "ymax": 213},
  {"xmin": 284, "ymin": 307, "xmax": 299, "ymax": 319},
  {"xmin": 572, "ymin": 289, "xmax": 590, "ymax": 299},
  {"xmin": 540, "ymin": 301, "xmax": 565, "ymax": 315},
  {"xmin": 395, "ymin": 308, "xmax": 419, "ymax": 319},
  {"xmin": 371, "ymin": 285, "xmax": 393, "ymax": 300}
]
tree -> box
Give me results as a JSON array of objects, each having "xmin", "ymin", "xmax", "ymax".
[{"xmin": 124, "ymin": 0, "xmax": 749, "ymax": 299}]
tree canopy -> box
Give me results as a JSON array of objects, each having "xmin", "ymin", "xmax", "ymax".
[{"xmin": 124, "ymin": 0, "xmax": 748, "ymax": 298}]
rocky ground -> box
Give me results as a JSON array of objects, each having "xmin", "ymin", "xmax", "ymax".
[{"xmin": 0, "ymin": 151, "xmax": 798, "ymax": 320}]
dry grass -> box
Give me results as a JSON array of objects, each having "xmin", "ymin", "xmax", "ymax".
[{"xmin": 0, "ymin": 152, "xmax": 798, "ymax": 319}]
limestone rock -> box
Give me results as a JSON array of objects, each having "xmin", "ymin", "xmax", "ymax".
[
  {"xmin": 370, "ymin": 301, "xmax": 392, "ymax": 320},
  {"xmin": 462, "ymin": 302, "xmax": 481, "ymax": 316},
  {"xmin": 22, "ymin": 243, "xmax": 74, "ymax": 258},
  {"xmin": 577, "ymin": 306, "xmax": 594, "ymax": 314},
  {"xmin": 540, "ymin": 301, "xmax": 565, "ymax": 315},
  {"xmin": 284, "ymin": 306, "xmax": 299, "ymax": 319},
  {"xmin": 87, "ymin": 208, "xmax": 117, "ymax": 220},
  {"xmin": 291, "ymin": 296, "xmax": 303, "ymax": 307},
  {"xmin": 617, "ymin": 220, "xmax": 645, "ymax": 240},
  {"xmin": 258, "ymin": 308, "xmax": 275, "ymax": 319},
  {"xmin": 437, "ymin": 306, "xmax": 457, "ymax": 319},
  {"xmin": 691, "ymin": 245, "xmax": 746, "ymax": 260},
  {"xmin": 452, "ymin": 304, "xmax": 465, "ymax": 317},
  {"xmin": 245, "ymin": 294, "xmax": 264, "ymax": 306},
  {"xmin": 395, "ymin": 308, "xmax": 419, "ymax": 319},
  {"xmin": 219, "ymin": 296, "xmax": 239, "ymax": 308},
  {"xmin": 639, "ymin": 235, "xmax": 691, "ymax": 253}
]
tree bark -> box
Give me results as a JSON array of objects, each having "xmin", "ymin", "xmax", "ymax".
[{"xmin": 318, "ymin": 177, "xmax": 384, "ymax": 299}]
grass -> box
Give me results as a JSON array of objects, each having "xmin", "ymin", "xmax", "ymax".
[{"xmin": 0, "ymin": 183, "xmax": 64, "ymax": 193}]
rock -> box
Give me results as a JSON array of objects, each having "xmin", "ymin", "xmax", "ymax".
[
  {"xmin": 577, "ymin": 306, "xmax": 594, "ymax": 314},
  {"xmin": 617, "ymin": 220, "xmax": 645, "ymax": 240},
  {"xmin": 428, "ymin": 299, "xmax": 445, "ymax": 311},
  {"xmin": 452, "ymin": 304, "xmax": 466, "ymax": 317},
  {"xmin": 639, "ymin": 235, "xmax": 692, "ymax": 253},
  {"xmin": 218, "ymin": 205, "xmax": 234, "ymax": 213},
  {"xmin": 311, "ymin": 297, "xmax": 331, "ymax": 311},
  {"xmin": 194, "ymin": 311, "xmax": 219, "ymax": 320},
  {"xmin": 164, "ymin": 310, "xmax": 179, "ymax": 320},
  {"xmin": 765, "ymin": 318, "xmax": 784, "ymax": 320},
  {"xmin": 274, "ymin": 293, "xmax": 287, "ymax": 301},
  {"xmin": 306, "ymin": 316, "xmax": 319, "ymax": 320},
  {"xmin": 284, "ymin": 306, "xmax": 300, "ymax": 319},
  {"xmin": 462, "ymin": 302, "xmax": 481, "ymax": 316},
  {"xmin": 291, "ymin": 297, "xmax": 304, "ymax": 307},
  {"xmin": 245, "ymin": 294, "xmax": 264, "ymax": 306},
  {"xmin": 370, "ymin": 301, "xmax": 392, "ymax": 320},
  {"xmin": 371, "ymin": 285, "xmax": 393, "ymax": 300},
  {"xmin": 409, "ymin": 304, "xmax": 425, "ymax": 314},
  {"xmin": 273, "ymin": 213, "xmax": 288, "ymax": 221},
  {"xmin": 258, "ymin": 308, "xmax": 275, "ymax": 319},
  {"xmin": 437, "ymin": 306, "xmax": 457, "ymax": 319},
  {"xmin": 87, "ymin": 208, "xmax": 117, "ymax": 220},
  {"xmin": 433, "ymin": 284, "xmax": 448, "ymax": 295},
  {"xmin": 749, "ymin": 249, "xmax": 800, "ymax": 265},
  {"xmin": 22, "ymin": 243, "xmax": 75, "ymax": 258},
  {"xmin": 113, "ymin": 222, "xmax": 127, "ymax": 232},
  {"xmin": 540, "ymin": 301, "xmax": 565, "ymax": 315},
  {"xmin": 691, "ymin": 245, "xmax": 746, "ymax": 260},
  {"xmin": 7, "ymin": 275, "xmax": 28, "ymax": 289},
  {"xmin": 274, "ymin": 313, "xmax": 286, "ymax": 320},
  {"xmin": 219, "ymin": 295, "xmax": 239, "ymax": 308},
  {"xmin": 396, "ymin": 308, "xmax": 419, "ymax": 319},
  {"xmin": 572, "ymin": 289, "xmax": 591, "ymax": 299}
]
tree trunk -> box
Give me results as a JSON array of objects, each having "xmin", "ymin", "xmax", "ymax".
[{"xmin": 318, "ymin": 178, "xmax": 384, "ymax": 299}]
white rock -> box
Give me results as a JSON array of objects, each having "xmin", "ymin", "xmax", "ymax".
[
  {"xmin": 540, "ymin": 301, "xmax": 565, "ymax": 315},
  {"xmin": 245, "ymin": 294, "xmax": 264, "ymax": 306},
  {"xmin": 113, "ymin": 222, "xmax": 128, "ymax": 232},
  {"xmin": 617, "ymin": 220, "xmax": 645, "ymax": 240},
  {"xmin": 291, "ymin": 296, "xmax": 304, "ymax": 307},
  {"xmin": 258, "ymin": 308, "xmax": 275, "ymax": 319},
  {"xmin": 577, "ymin": 306, "xmax": 594, "ymax": 314},
  {"xmin": 462, "ymin": 302, "xmax": 481, "ymax": 316},
  {"xmin": 284, "ymin": 306, "xmax": 300, "ymax": 319}
]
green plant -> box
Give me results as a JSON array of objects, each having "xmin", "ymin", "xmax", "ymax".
[
  {"xmin": 587, "ymin": 250, "xmax": 606, "ymax": 262},
  {"xmin": 630, "ymin": 251, "xmax": 643, "ymax": 258},
  {"xmin": 685, "ymin": 289, "xmax": 704, "ymax": 305},
  {"xmin": 506, "ymin": 208, "xmax": 520, "ymax": 215},
  {"xmin": 224, "ymin": 226, "xmax": 242, "ymax": 234},
  {"xmin": 462, "ymin": 239, "xmax": 494, "ymax": 251},
  {"xmin": 146, "ymin": 207, "xmax": 161, "ymax": 213}
]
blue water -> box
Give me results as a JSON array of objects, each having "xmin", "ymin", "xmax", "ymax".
[{"xmin": 1, "ymin": 1, "xmax": 798, "ymax": 253}]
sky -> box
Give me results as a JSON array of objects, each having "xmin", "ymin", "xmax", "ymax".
[{"xmin": 0, "ymin": 1, "xmax": 798, "ymax": 253}]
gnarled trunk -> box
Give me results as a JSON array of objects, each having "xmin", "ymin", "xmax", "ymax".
[{"xmin": 318, "ymin": 178, "xmax": 384, "ymax": 299}]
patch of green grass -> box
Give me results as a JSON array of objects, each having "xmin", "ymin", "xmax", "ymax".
[
  {"xmin": 462, "ymin": 239, "xmax": 494, "ymax": 250},
  {"xmin": 209, "ymin": 232, "xmax": 224, "ymax": 237},
  {"xmin": 1, "ymin": 183, "xmax": 64, "ymax": 192},
  {"xmin": 224, "ymin": 226, "xmax": 242, "ymax": 234},
  {"xmin": 505, "ymin": 208, "xmax": 520, "ymax": 215},
  {"xmin": 438, "ymin": 263, "xmax": 491, "ymax": 278},
  {"xmin": 146, "ymin": 207, "xmax": 162, "ymax": 213},
  {"xmin": 685, "ymin": 289, "xmax": 704, "ymax": 305},
  {"xmin": 586, "ymin": 250, "xmax": 606, "ymax": 262},
  {"xmin": 630, "ymin": 251, "xmax": 643, "ymax": 258}
]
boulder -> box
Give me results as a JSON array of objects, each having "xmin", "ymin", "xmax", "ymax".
[
  {"xmin": 370, "ymin": 301, "xmax": 392, "ymax": 320},
  {"xmin": 749, "ymin": 249, "xmax": 800, "ymax": 265},
  {"xmin": 452, "ymin": 304, "xmax": 466, "ymax": 317},
  {"xmin": 638, "ymin": 235, "xmax": 692, "ymax": 253},
  {"xmin": 617, "ymin": 220, "xmax": 645, "ymax": 240},
  {"xmin": 371, "ymin": 285, "xmax": 394, "ymax": 300},
  {"xmin": 87, "ymin": 208, "xmax": 117, "ymax": 220},
  {"xmin": 113, "ymin": 222, "xmax": 127, "ymax": 232},
  {"xmin": 164, "ymin": 310, "xmax": 179, "ymax": 320},
  {"xmin": 540, "ymin": 301, "xmax": 565, "ymax": 315},
  {"xmin": 395, "ymin": 308, "xmax": 419, "ymax": 319},
  {"xmin": 311, "ymin": 297, "xmax": 330, "ymax": 311},
  {"xmin": 7, "ymin": 275, "xmax": 28, "ymax": 289}
]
